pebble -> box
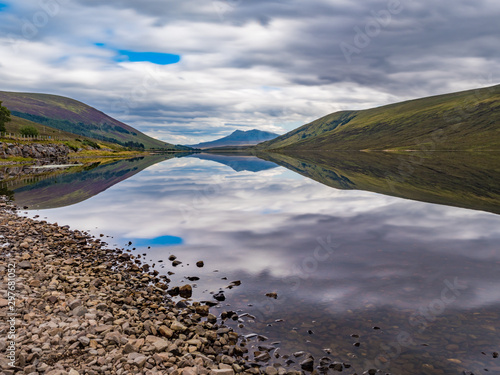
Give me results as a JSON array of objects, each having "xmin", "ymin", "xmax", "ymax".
[
  {"xmin": 0, "ymin": 197, "xmax": 278, "ymax": 375},
  {"xmin": 300, "ymin": 357, "xmax": 314, "ymax": 372}
]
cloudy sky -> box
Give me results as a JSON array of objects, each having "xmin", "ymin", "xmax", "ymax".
[{"xmin": 0, "ymin": 0, "xmax": 499, "ymax": 144}]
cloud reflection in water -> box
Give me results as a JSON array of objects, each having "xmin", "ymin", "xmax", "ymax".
[{"xmin": 31, "ymin": 156, "xmax": 500, "ymax": 373}]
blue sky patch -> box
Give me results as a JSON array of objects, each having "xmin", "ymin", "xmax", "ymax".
[
  {"xmin": 0, "ymin": 3, "xmax": 9, "ymax": 11},
  {"xmin": 116, "ymin": 50, "xmax": 181, "ymax": 65},
  {"xmin": 94, "ymin": 43, "xmax": 180, "ymax": 65},
  {"xmin": 127, "ymin": 235, "xmax": 183, "ymax": 247}
]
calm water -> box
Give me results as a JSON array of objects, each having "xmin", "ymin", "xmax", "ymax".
[{"xmin": 11, "ymin": 154, "xmax": 500, "ymax": 374}]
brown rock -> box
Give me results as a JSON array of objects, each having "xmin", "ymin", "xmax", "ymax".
[
  {"xmin": 179, "ymin": 284, "xmax": 193, "ymax": 298},
  {"xmin": 159, "ymin": 325, "xmax": 174, "ymax": 338}
]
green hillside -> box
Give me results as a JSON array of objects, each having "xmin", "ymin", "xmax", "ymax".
[
  {"xmin": 257, "ymin": 150, "xmax": 500, "ymax": 215},
  {"xmin": 5, "ymin": 114, "xmax": 103, "ymax": 142},
  {"xmin": 0, "ymin": 91, "xmax": 180, "ymax": 150},
  {"xmin": 257, "ymin": 84, "xmax": 500, "ymax": 151}
]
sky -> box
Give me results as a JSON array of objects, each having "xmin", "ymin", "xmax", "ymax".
[{"xmin": 0, "ymin": 0, "xmax": 499, "ymax": 144}]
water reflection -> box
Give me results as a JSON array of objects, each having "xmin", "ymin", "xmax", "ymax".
[
  {"xmin": 23, "ymin": 156, "xmax": 500, "ymax": 374},
  {"xmin": 5, "ymin": 155, "xmax": 173, "ymax": 209},
  {"xmin": 186, "ymin": 152, "xmax": 279, "ymax": 172},
  {"xmin": 258, "ymin": 151, "xmax": 500, "ymax": 215}
]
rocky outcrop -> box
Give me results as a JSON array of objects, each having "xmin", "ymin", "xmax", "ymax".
[{"xmin": 0, "ymin": 142, "xmax": 71, "ymax": 160}]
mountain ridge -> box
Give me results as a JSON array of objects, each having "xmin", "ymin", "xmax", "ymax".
[
  {"xmin": 0, "ymin": 91, "xmax": 181, "ymax": 150},
  {"xmin": 187, "ymin": 129, "xmax": 279, "ymax": 149},
  {"xmin": 257, "ymin": 84, "xmax": 500, "ymax": 151}
]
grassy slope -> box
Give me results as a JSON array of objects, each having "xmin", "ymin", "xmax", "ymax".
[
  {"xmin": 258, "ymin": 84, "xmax": 500, "ymax": 151},
  {"xmin": 0, "ymin": 91, "xmax": 178, "ymax": 150},
  {"xmin": 5, "ymin": 115, "xmax": 108, "ymax": 142},
  {"xmin": 257, "ymin": 150, "xmax": 500, "ymax": 215}
]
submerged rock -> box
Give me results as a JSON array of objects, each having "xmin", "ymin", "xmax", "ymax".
[
  {"xmin": 214, "ymin": 291, "xmax": 226, "ymax": 301},
  {"xmin": 300, "ymin": 357, "xmax": 314, "ymax": 372}
]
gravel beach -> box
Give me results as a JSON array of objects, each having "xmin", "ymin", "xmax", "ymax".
[{"xmin": 0, "ymin": 196, "xmax": 304, "ymax": 375}]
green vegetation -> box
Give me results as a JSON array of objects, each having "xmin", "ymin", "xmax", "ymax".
[
  {"xmin": 257, "ymin": 150, "xmax": 500, "ymax": 215},
  {"xmin": 19, "ymin": 125, "xmax": 39, "ymax": 137},
  {"xmin": 258, "ymin": 84, "xmax": 500, "ymax": 151},
  {"xmin": 9, "ymin": 155, "xmax": 174, "ymax": 209},
  {"xmin": 0, "ymin": 156, "xmax": 35, "ymax": 164},
  {"xmin": 81, "ymin": 139, "xmax": 100, "ymax": 149},
  {"xmin": 0, "ymin": 101, "xmax": 11, "ymax": 133},
  {"xmin": 10, "ymin": 111, "xmax": 146, "ymax": 149},
  {"xmin": 0, "ymin": 91, "xmax": 183, "ymax": 150}
]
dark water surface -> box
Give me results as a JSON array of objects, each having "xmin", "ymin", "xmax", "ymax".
[{"xmin": 9, "ymin": 154, "xmax": 500, "ymax": 374}]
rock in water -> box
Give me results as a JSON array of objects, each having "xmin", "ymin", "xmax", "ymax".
[
  {"xmin": 179, "ymin": 284, "xmax": 193, "ymax": 298},
  {"xmin": 214, "ymin": 291, "xmax": 225, "ymax": 301},
  {"xmin": 300, "ymin": 357, "xmax": 314, "ymax": 372}
]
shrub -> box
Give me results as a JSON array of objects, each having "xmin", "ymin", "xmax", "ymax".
[
  {"xmin": 82, "ymin": 139, "xmax": 101, "ymax": 149},
  {"xmin": 19, "ymin": 126, "xmax": 39, "ymax": 137}
]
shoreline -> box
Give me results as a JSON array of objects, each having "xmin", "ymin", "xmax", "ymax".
[{"xmin": 0, "ymin": 196, "xmax": 304, "ymax": 375}]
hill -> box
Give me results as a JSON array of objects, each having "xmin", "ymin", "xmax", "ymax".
[
  {"xmin": 257, "ymin": 150, "xmax": 500, "ymax": 215},
  {"xmin": 257, "ymin": 84, "xmax": 500, "ymax": 151},
  {"xmin": 187, "ymin": 129, "xmax": 279, "ymax": 149},
  {"xmin": 0, "ymin": 91, "xmax": 180, "ymax": 150},
  {"xmin": 8, "ymin": 155, "xmax": 173, "ymax": 209}
]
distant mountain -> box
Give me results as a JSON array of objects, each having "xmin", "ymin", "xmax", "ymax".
[
  {"xmin": 257, "ymin": 84, "xmax": 500, "ymax": 151},
  {"xmin": 0, "ymin": 91, "xmax": 181, "ymax": 150},
  {"xmin": 187, "ymin": 129, "xmax": 279, "ymax": 149}
]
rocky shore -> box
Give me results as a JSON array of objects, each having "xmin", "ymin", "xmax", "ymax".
[
  {"xmin": 0, "ymin": 197, "xmax": 306, "ymax": 375},
  {"xmin": 0, "ymin": 143, "xmax": 71, "ymax": 161}
]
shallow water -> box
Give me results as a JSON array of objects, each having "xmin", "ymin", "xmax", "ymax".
[{"xmin": 13, "ymin": 154, "xmax": 500, "ymax": 374}]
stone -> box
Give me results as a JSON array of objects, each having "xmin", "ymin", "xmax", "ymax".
[
  {"xmin": 195, "ymin": 305, "xmax": 210, "ymax": 316},
  {"xmin": 300, "ymin": 357, "xmax": 314, "ymax": 372},
  {"xmin": 72, "ymin": 305, "xmax": 88, "ymax": 317},
  {"xmin": 213, "ymin": 292, "xmax": 225, "ymax": 302},
  {"xmin": 48, "ymin": 295, "xmax": 58, "ymax": 304},
  {"xmin": 171, "ymin": 321, "xmax": 187, "ymax": 331},
  {"xmin": 18, "ymin": 260, "xmax": 32, "ymax": 269},
  {"xmin": 255, "ymin": 352, "xmax": 271, "ymax": 362},
  {"xmin": 123, "ymin": 343, "xmax": 138, "ymax": 354},
  {"xmin": 78, "ymin": 336, "xmax": 90, "ymax": 346},
  {"xmin": 210, "ymin": 370, "xmax": 234, "ymax": 375},
  {"xmin": 0, "ymin": 298, "xmax": 8, "ymax": 307},
  {"xmin": 180, "ymin": 284, "xmax": 193, "ymax": 298},
  {"xmin": 68, "ymin": 299, "xmax": 82, "ymax": 309},
  {"xmin": 159, "ymin": 325, "xmax": 174, "ymax": 338},
  {"xmin": 153, "ymin": 338, "xmax": 170, "ymax": 352},
  {"xmin": 330, "ymin": 362, "xmax": 343, "ymax": 371},
  {"xmin": 134, "ymin": 354, "xmax": 148, "ymax": 367},
  {"xmin": 196, "ymin": 261, "xmax": 204, "ymax": 267},
  {"xmin": 105, "ymin": 331, "xmax": 126, "ymax": 345},
  {"xmin": 182, "ymin": 367, "xmax": 198, "ymax": 375}
]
